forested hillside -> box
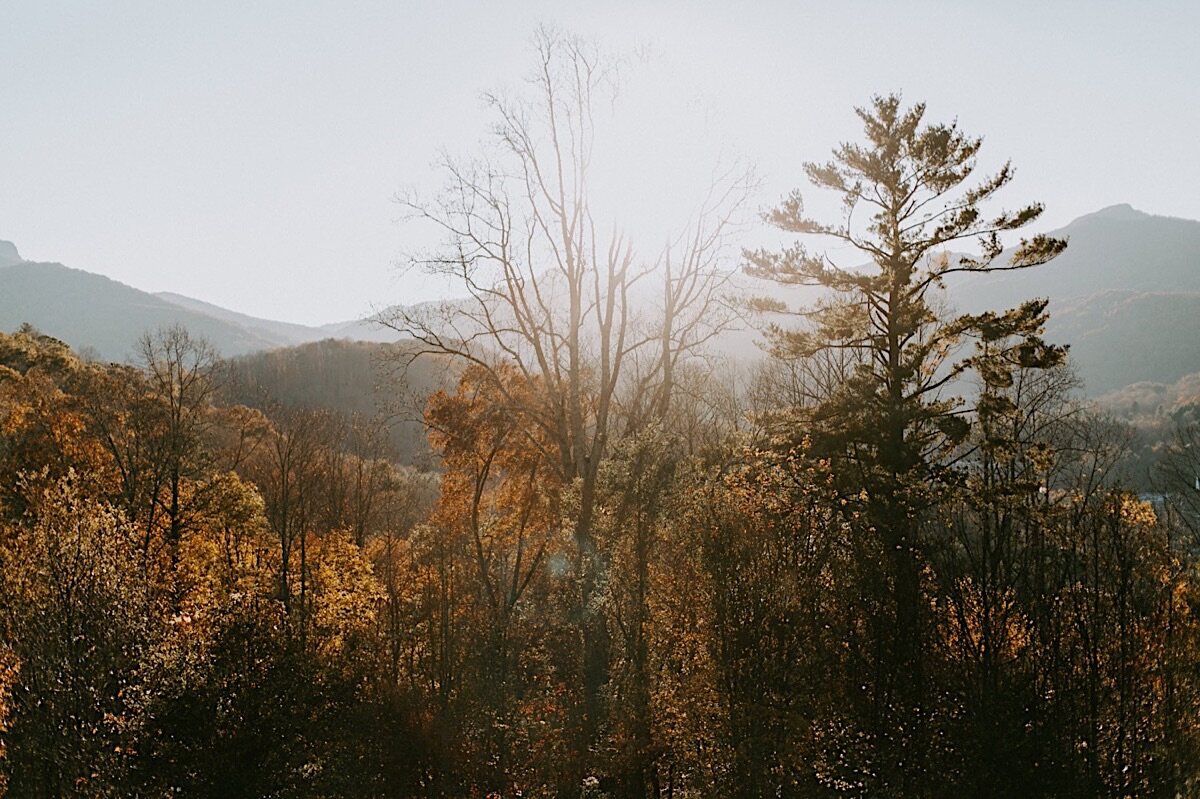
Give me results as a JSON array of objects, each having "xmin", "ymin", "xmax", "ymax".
[
  {"xmin": 223, "ymin": 338, "xmax": 457, "ymax": 468},
  {"xmin": 2, "ymin": 31, "xmax": 1199, "ymax": 799},
  {"xmin": 0, "ymin": 325, "xmax": 439, "ymax": 795}
]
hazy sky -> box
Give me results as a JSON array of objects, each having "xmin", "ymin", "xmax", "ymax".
[{"xmin": 3, "ymin": 1, "xmax": 1198, "ymax": 325}]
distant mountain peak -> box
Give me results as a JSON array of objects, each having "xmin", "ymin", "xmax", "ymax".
[
  {"xmin": 1079, "ymin": 203, "xmax": 1149, "ymax": 223},
  {"xmin": 0, "ymin": 241, "xmax": 22, "ymax": 267}
]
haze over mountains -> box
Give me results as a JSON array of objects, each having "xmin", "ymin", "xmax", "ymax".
[
  {"xmin": 0, "ymin": 242, "xmax": 405, "ymax": 361},
  {"xmin": 948, "ymin": 204, "xmax": 1200, "ymax": 392},
  {"xmin": 2, "ymin": 202, "xmax": 1198, "ymax": 395}
]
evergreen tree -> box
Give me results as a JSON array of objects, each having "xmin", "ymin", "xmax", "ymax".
[{"xmin": 745, "ymin": 93, "xmax": 1068, "ymax": 792}]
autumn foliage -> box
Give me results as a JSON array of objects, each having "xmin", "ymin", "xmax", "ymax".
[{"xmin": 2, "ymin": 87, "xmax": 1200, "ymax": 798}]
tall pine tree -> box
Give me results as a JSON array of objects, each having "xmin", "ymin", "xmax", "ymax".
[{"xmin": 745, "ymin": 93, "xmax": 1067, "ymax": 792}]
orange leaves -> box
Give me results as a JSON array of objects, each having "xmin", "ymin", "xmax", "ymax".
[
  {"xmin": 937, "ymin": 578, "xmax": 1031, "ymax": 666},
  {"xmin": 425, "ymin": 363, "xmax": 564, "ymax": 603},
  {"xmin": 0, "ymin": 367, "xmax": 114, "ymax": 510},
  {"xmin": 0, "ymin": 645, "xmax": 16, "ymax": 794},
  {"xmin": 1117, "ymin": 494, "xmax": 1159, "ymax": 528},
  {"xmin": 309, "ymin": 529, "xmax": 385, "ymax": 664}
]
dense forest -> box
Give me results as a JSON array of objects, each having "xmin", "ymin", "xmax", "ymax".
[
  {"xmin": 223, "ymin": 338, "xmax": 453, "ymax": 469},
  {"xmin": 3, "ymin": 32, "xmax": 1200, "ymax": 799}
]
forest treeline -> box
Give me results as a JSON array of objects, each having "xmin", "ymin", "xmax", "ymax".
[
  {"xmin": 223, "ymin": 338, "xmax": 450, "ymax": 469},
  {"xmin": 3, "ymin": 30, "xmax": 1200, "ymax": 799}
]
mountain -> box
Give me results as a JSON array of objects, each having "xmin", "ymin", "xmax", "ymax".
[
  {"xmin": 4, "ymin": 203, "xmax": 1200, "ymax": 394},
  {"xmin": 315, "ymin": 314, "xmax": 412, "ymax": 343},
  {"xmin": 0, "ymin": 258, "xmax": 285, "ymax": 361},
  {"xmin": 952, "ymin": 204, "xmax": 1200, "ymax": 312},
  {"xmin": 1048, "ymin": 291, "xmax": 1200, "ymax": 393},
  {"xmin": 156, "ymin": 292, "xmax": 408, "ymax": 345},
  {"xmin": 945, "ymin": 205, "xmax": 1200, "ymax": 392},
  {"xmin": 155, "ymin": 291, "xmax": 321, "ymax": 348},
  {"xmin": 0, "ymin": 241, "xmax": 21, "ymax": 268},
  {"xmin": 0, "ymin": 243, "xmax": 405, "ymax": 361}
]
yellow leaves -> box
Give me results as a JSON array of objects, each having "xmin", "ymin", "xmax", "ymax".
[
  {"xmin": 176, "ymin": 532, "xmax": 224, "ymax": 627},
  {"xmin": 1117, "ymin": 494, "xmax": 1158, "ymax": 528},
  {"xmin": 196, "ymin": 470, "xmax": 276, "ymax": 594},
  {"xmin": 0, "ymin": 370, "xmax": 114, "ymax": 502},
  {"xmin": 1025, "ymin": 442, "xmax": 1056, "ymax": 474},
  {"xmin": 310, "ymin": 529, "xmax": 385, "ymax": 663},
  {"xmin": 938, "ymin": 578, "xmax": 1031, "ymax": 665},
  {"xmin": 6, "ymin": 471, "xmax": 142, "ymax": 604},
  {"xmin": 1171, "ymin": 577, "xmax": 1196, "ymax": 617},
  {"xmin": 424, "ymin": 361, "xmax": 564, "ymax": 608},
  {"xmin": 0, "ymin": 645, "xmax": 16, "ymax": 793}
]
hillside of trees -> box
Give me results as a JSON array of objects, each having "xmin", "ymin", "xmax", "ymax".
[
  {"xmin": 223, "ymin": 338, "xmax": 458, "ymax": 469},
  {"xmin": 2, "ymin": 32, "xmax": 1200, "ymax": 799}
]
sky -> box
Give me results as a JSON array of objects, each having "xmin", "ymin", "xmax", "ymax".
[{"xmin": 2, "ymin": 1, "xmax": 1198, "ymax": 326}]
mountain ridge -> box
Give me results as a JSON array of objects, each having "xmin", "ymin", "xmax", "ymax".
[
  {"xmin": 3, "ymin": 203, "xmax": 1199, "ymax": 394},
  {"xmin": 0, "ymin": 240, "xmax": 21, "ymax": 268}
]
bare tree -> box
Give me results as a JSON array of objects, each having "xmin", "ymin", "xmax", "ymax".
[{"xmin": 383, "ymin": 26, "xmax": 751, "ymax": 776}]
